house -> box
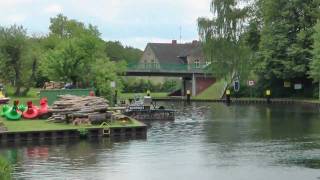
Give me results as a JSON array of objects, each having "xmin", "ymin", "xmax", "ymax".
[
  {"xmin": 139, "ymin": 40, "xmax": 215, "ymax": 96},
  {"xmin": 140, "ymin": 40, "xmax": 209, "ymax": 69}
]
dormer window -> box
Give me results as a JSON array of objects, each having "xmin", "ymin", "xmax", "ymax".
[{"xmin": 194, "ymin": 59, "xmax": 200, "ymax": 68}]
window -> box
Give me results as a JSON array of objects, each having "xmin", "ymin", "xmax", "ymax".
[
  {"xmin": 152, "ymin": 60, "xmax": 157, "ymax": 69},
  {"xmin": 194, "ymin": 59, "xmax": 200, "ymax": 68}
]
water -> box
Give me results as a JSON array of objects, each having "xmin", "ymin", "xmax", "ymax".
[{"xmin": 1, "ymin": 102, "xmax": 320, "ymax": 180}]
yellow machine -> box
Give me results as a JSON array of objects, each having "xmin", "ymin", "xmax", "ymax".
[{"xmin": 0, "ymin": 90, "xmax": 10, "ymax": 104}]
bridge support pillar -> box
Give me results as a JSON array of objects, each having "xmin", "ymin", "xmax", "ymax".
[
  {"xmin": 192, "ymin": 74, "xmax": 196, "ymax": 96},
  {"xmin": 181, "ymin": 78, "xmax": 186, "ymax": 96}
]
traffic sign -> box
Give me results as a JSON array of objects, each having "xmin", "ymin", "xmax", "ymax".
[
  {"xmin": 248, "ymin": 80, "xmax": 255, "ymax": 86},
  {"xmin": 234, "ymin": 80, "xmax": 240, "ymax": 92}
]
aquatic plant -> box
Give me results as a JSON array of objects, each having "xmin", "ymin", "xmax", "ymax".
[{"xmin": 0, "ymin": 156, "xmax": 12, "ymax": 180}]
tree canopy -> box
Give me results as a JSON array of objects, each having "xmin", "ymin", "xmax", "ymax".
[{"xmin": 198, "ymin": 0, "xmax": 252, "ymax": 82}]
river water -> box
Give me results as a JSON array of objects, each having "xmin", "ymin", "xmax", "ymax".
[{"xmin": 1, "ymin": 102, "xmax": 320, "ymax": 180}]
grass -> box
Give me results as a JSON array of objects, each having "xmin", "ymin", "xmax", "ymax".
[
  {"xmin": 194, "ymin": 79, "xmax": 227, "ymax": 100},
  {"xmin": 1, "ymin": 88, "xmax": 146, "ymax": 133},
  {"xmin": 2, "ymin": 118, "xmax": 144, "ymax": 133},
  {"xmin": 6, "ymin": 87, "xmax": 40, "ymax": 105},
  {"xmin": 120, "ymin": 92, "xmax": 168, "ymax": 99}
]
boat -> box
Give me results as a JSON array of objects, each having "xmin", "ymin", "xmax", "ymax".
[{"xmin": 124, "ymin": 95, "xmax": 175, "ymax": 121}]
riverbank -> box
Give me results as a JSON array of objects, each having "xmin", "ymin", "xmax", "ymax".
[
  {"xmin": 152, "ymin": 97, "xmax": 320, "ymax": 106},
  {"xmin": 0, "ymin": 119, "xmax": 147, "ymax": 143}
]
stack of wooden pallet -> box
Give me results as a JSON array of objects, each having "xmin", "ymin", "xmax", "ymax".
[
  {"xmin": 48, "ymin": 95, "xmax": 110, "ymax": 124},
  {"xmin": 43, "ymin": 81, "xmax": 65, "ymax": 89},
  {"xmin": 48, "ymin": 95, "xmax": 131, "ymax": 125}
]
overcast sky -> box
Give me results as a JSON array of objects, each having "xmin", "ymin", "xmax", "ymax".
[{"xmin": 0, "ymin": 0, "xmax": 212, "ymax": 49}]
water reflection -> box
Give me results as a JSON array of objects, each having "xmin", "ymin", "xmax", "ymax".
[{"xmin": 1, "ymin": 102, "xmax": 320, "ymax": 180}]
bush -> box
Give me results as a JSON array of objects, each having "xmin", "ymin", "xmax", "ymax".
[{"xmin": 122, "ymin": 79, "xmax": 180, "ymax": 93}]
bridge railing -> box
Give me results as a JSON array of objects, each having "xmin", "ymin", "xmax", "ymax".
[{"xmin": 127, "ymin": 63, "xmax": 210, "ymax": 73}]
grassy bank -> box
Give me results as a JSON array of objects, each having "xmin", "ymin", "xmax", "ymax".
[
  {"xmin": 194, "ymin": 79, "xmax": 227, "ymax": 100},
  {"xmin": 2, "ymin": 119, "xmax": 144, "ymax": 133}
]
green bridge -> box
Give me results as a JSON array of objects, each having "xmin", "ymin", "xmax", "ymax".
[{"xmin": 126, "ymin": 63, "xmax": 211, "ymax": 77}]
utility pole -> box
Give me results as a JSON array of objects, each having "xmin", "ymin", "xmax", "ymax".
[{"xmin": 179, "ymin": 26, "xmax": 182, "ymax": 44}]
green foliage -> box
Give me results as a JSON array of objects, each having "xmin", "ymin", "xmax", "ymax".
[
  {"xmin": 41, "ymin": 14, "xmax": 124, "ymax": 98},
  {"xmin": 92, "ymin": 59, "xmax": 125, "ymax": 100},
  {"xmin": 256, "ymin": 0, "xmax": 319, "ymax": 80},
  {"xmin": 0, "ymin": 156, "xmax": 11, "ymax": 180},
  {"xmin": 0, "ymin": 25, "xmax": 37, "ymax": 96},
  {"xmin": 248, "ymin": 0, "xmax": 320, "ymax": 97},
  {"xmin": 105, "ymin": 41, "xmax": 142, "ymax": 63},
  {"xmin": 49, "ymin": 14, "xmax": 100, "ymax": 38},
  {"xmin": 78, "ymin": 128, "xmax": 88, "ymax": 138},
  {"xmin": 309, "ymin": 21, "xmax": 320, "ymax": 81},
  {"xmin": 122, "ymin": 79, "xmax": 179, "ymax": 93},
  {"xmin": 198, "ymin": 0, "xmax": 252, "ymax": 83}
]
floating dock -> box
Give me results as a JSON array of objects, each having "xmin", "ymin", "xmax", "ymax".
[{"xmin": 125, "ymin": 109, "xmax": 175, "ymax": 121}]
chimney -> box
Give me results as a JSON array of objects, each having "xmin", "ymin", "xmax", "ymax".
[{"xmin": 172, "ymin": 40, "xmax": 177, "ymax": 45}]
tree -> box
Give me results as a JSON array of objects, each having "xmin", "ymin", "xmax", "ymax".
[
  {"xmin": 254, "ymin": 0, "xmax": 320, "ymax": 96},
  {"xmin": 43, "ymin": 14, "xmax": 105, "ymax": 85},
  {"xmin": 105, "ymin": 41, "xmax": 142, "ymax": 63},
  {"xmin": 49, "ymin": 14, "xmax": 100, "ymax": 39},
  {"xmin": 198, "ymin": 0, "xmax": 252, "ymax": 85},
  {"xmin": 92, "ymin": 59, "xmax": 126, "ymax": 99},
  {"xmin": 43, "ymin": 35, "xmax": 104, "ymax": 84},
  {"xmin": 42, "ymin": 14, "xmax": 125, "ymax": 99},
  {"xmin": 0, "ymin": 25, "xmax": 36, "ymax": 96},
  {"xmin": 309, "ymin": 21, "xmax": 320, "ymax": 99}
]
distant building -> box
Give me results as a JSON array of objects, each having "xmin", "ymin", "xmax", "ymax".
[
  {"xmin": 137, "ymin": 40, "xmax": 215, "ymax": 96},
  {"xmin": 140, "ymin": 40, "xmax": 209, "ymax": 69}
]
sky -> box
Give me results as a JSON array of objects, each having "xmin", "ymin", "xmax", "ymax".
[{"xmin": 0, "ymin": 0, "xmax": 212, "ymax": 49}]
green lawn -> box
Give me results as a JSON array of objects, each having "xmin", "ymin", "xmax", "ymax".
[
  {"xmin": 120, "ymin": 92, "xmax": 168, "ymax": 99},
  {"xmin": 2, "ymin": 118, "xmax": 144, "ymax": 133},
  {"xmin": 194, "ymin": 79, "xmax": 227, "ymax": 100}
]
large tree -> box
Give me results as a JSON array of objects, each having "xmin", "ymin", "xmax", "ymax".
[
  {"xmin": 105, "ymin": 41, "xmax": 142, "ymax": 63},
  {"xmin": 198, "ymin": 0, "xmax": 252, "ymax": 84},
  {"xmin": 42, "ymin": 14, "xmax": 125, "ymax": 98},
  {"xmin": 309, "ymin": 21, "xmax": 320, "ymax": 99},
  {"xmin": 254, "ymin": 0, "xmax": 320, "ymax": 96},
  {"xmin": 0, "ymin": 25, "xmax": 37, "ymax": 96}
]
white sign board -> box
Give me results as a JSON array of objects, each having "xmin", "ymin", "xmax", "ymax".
[
  {"xmin": 248, "ymin": 80, "xmax": 255, "ymax": 86},
  {"xmin": 110, "ymin": 81, "xmax": 116, "ymax": 88},
  {"xmin": 294, "ymin": 84, "xmax": 302, "ymax": 90}
]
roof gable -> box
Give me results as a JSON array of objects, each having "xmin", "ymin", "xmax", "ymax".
[{"xmin": 146, "ymin": 42, "xmax": 203, "ymax": 64}]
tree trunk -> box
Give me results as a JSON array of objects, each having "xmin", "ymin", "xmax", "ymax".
[{"xmin": 14, "ymin": 67, "xmax": 21, "ymax": 96}]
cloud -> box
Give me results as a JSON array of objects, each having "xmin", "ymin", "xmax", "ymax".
[
  {"xmin": 107, "ymin": 36, "xmax": 197, "ymax": 50},
  {"xmin": 7, "ymin": 14, "xmax": 27, "ymax": 23},
  {"xmin": 0, "ymin": 0, "xmax": 212, "ymax": 48},
  {"xmin": 44, "ymin": 4, "xmax": 63, "ymax": 14}
]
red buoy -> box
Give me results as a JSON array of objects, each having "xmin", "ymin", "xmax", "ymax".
[
  {"xmin": 22, "ymin": 101, "xmax": 39, "ymax": 119},
  {"xmin": 38, "ymin": 98, "xmax": 49, "ymax": 116}
]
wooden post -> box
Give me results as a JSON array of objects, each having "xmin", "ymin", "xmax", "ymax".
[
  {"xmin": 226, "ymin": 89, "xmax": 231, "ymax": 105},
  {"xmin": 186, "ymin": 90, "xmax": 191, "ymax": 104},
  {"xmin": 266, "ymin": 89, "xmax": 271, "ymax": 104}
]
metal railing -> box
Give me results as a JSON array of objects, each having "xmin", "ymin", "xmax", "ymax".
[{"xmin": 127, "ymin": 63, "xmax": 210, "ymax": 73}]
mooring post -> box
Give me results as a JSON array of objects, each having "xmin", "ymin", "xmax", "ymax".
[
  {"xmin": 186, "ymin": 90, "xmax": 191, "ymax": 104},
  {"xmin": 266, "ymin": 89, "xmax": 271, "ymax": 104},
  {"xmin": 226, "ymin": 89, "xmax": 231, "ymax": 105}
]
